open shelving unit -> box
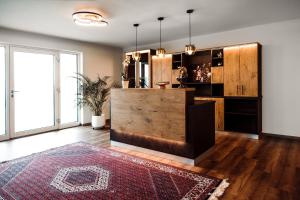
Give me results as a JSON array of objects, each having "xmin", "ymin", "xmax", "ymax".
[{"xmin": 171, "ymin": 49, "xmax": 224, "ymax": 98}]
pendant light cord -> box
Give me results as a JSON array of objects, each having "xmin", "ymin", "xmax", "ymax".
[
  {"xmin": 135, "ymin": 26, "xmax": 138, "ymax": 52},
  {"xmin": 159, "ymin": 20, "xmax": 162, "ymax": 48},
  {"xmin": 189, "ymin": 13, "xmax": 191, "ymax": 45}
]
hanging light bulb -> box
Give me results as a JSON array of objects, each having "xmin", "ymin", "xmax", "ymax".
[
  {"xmin": 185, "ymin": 9, "xmax": 196, "ymax": 55},
  {"xmin": 133, "ymin": 24, "xmax": 141, "ymax": 62},
  {"xmin": 156, "ymin": 17, "xmax": 166, "ymax": 57}
]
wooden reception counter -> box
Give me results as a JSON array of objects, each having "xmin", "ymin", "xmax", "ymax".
[{"xmin": 110, "ymin": 88, "xmax": 215, "ymax": 159}]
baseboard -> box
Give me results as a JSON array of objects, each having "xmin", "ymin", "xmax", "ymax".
[
  {"xmin": 81, "ymin": 119, "xmax": 110, "ymax": 127},
  {"xmin": 262, "ymin": 132, "xmax": 300, "ymax": 141},
  {"xmin": 80, "ymin": 122, "xmax": 91, "ymax": 126}
]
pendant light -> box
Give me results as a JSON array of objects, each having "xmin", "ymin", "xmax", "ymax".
[
  {"xmin": 185, "ymin": 9, "xmax": 196, "ymax": 55},
  {"xmin": 132, "ymin": 24, "xmax": 141, "ymax": 62},
  {"xmin": 156, "ymin": 17, "xmax": 166, "ymax": 57}
]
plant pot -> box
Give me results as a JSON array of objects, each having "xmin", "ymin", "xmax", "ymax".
[
  {"xmin": 92, "ymin": 114, "xmax": 105, "ymax": 129},
  {"xmin": 122, "ymin": 80, "xmax": 129, "ymax": 88}
]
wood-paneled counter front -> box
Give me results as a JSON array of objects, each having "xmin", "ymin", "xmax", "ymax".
[{"xmin": 110, "ymin": 88, "xmax": 215, "ymax": 158}]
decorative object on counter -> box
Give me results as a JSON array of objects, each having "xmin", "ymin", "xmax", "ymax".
[
  {"xmin": 121, "ymin": 55, "xmax": 130, "ymax": 88},
  {"xmin": 132, "ymin": 24, "xmax": 141, "ymax": 61},
  {"xmin": 156, "ymin": 81, "xmax": 170, "ymax": 89},
  {"xmin": 121, "ymin": 74, "xmax": 129, "ymax": 88},
  {"xmin": 156, "ymin": 17, "xmax": 166, "ymax": 57},
  {"xmin": 176, "ymin": 66, "xmax": 188, "ymax": 88},
  {"xmin": 185, "ymin": 9, "xmax": 196, "ymax": 55},
  {"xmin": 74, "ymin": 73, "xmax": 117, "ymax": 129},
  {"xmin": 72, "ymin": 11, "xmax": 108, "ymax": 27}
]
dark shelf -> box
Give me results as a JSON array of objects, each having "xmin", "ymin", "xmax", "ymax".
[
  {"xmin": 183, "ymin": 82, "xmax": 211, "ymax": 85},
  {"xmin": 173, "ymin": 61, "xmax": 181, "ymax": 63},
  {"xmin": 225, "ymin": 112, "xmax": 256, "ymax": 116},
  {"xmin": 212, "ymin": 57, "xmax": 223, "ymax": 60}
]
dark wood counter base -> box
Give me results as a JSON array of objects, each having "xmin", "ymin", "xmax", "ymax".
[{"xmin": 110, "ymin": 101, "xmax": 215, "ymax": 159}]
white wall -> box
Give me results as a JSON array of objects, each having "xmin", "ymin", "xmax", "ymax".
[
  {"xmin": 126, "ymin": 19, "xmax": 300, "ymax": 137},
  {"xmin": 0, "ymin": 28, "xmax": 123, "ymax": 124}
]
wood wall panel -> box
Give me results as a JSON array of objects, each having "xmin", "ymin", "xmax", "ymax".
[
  {"xmin": 224, "ymin": 46, "xmax": 240, "ymax": 96},
  {"xmin": 111, "ymin": 89, "xmax": 188, "ymax": 142},
  {"xmin": 152, "ymin": 55, "xmax": 172, "ymax": 88},
  {"xmin": 239, "ymin": 44, "xmax": 258, "ymax": 97}
]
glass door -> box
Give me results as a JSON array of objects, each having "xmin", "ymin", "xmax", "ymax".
[
  {"xmin": 59, "ymin": 53, "xmax": 79, "ymax": 128},
  {"xmin": 0, "ymin": 46, "xmax": 8, "ymax": 141},
  {"xmin": 10, "ymin": 47, "xmax": 58, "ymax": 137}
]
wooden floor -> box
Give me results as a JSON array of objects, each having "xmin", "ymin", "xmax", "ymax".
[{"xmin": 0, "ymin": 126, "xmax": 299, "ymax": 200}]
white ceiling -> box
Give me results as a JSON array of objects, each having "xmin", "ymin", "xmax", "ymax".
[{"xmin": 0, "ymin": 0, "xmax": 300, "ymax": 48}]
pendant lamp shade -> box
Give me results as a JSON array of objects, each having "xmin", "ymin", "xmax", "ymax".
[{"xmin": 185, "ymin": 9, "xmax": 196, "ymax": 55}]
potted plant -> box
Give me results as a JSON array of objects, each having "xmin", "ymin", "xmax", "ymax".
[
  {"xmin": 121, "ymin": 72, "xmax": 129, "ymax": 88},
  {"xmin": 75, "ymin": 73, "xmax": 117, "ymax": 129},
  {"xmin": 122, "ymin": 55, "xmax": 130, "ymax": 88}
]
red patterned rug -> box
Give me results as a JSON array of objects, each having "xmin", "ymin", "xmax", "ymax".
[{"xmin": 0, "ymin": 143, "xmax": 229, "ymax": 200}]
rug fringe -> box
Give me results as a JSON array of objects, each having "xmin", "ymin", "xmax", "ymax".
[{"xmin": 208, "ymin": 179, "xmax": 230, "ymax": 200}]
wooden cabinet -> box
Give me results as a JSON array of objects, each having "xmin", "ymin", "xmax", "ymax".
[
  {"xmin": 224, "ymin": 44, "xmax": 259, "ymax": 97},
  {"xmin": 194, "ymin": 97, "xmax": 224, "ymax": 131},
  {"xmin": 152, "ymin": 54, "xmax": 172, "ymax": 88},
  {"xmin": 239, "ymin": 44, "xmax": 258, "ymax": 97},
  {"xmin": 224, "ymin": 46, "xmax": 240, "ymax": 96},
  {"xmin": 211, "ymin": 67, "xmax": 224, "ymax": 84}
]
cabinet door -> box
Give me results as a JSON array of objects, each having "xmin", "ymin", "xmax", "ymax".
[
  {"xmin": 194, "ymin": 97, "xmax": 224, "ymax": 130},
  {"xmin": 239, "ymin": 44, "xmax": 258, "ymax": 97},
  {"xmin": 151, "ymin": 55, "xmax": 172, "ymax": 88},
  {"xmin": 211, "ymin": 67, "xmax": 224, "ymax": 84},
  {"xmin": 224, "ymin": 46, "xmax": 240, "ymax": 96}
]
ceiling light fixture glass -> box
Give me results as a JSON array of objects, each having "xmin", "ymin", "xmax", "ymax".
[
  {"xmin": 156, "ymin": 17, "xmax": 166, "ymax": 57},
  {"xmin": 72, "ymin": 11, "xmax": 108, "ymax": 27},
  {"xmin": 185, "ymin": 9, "xmax": 196, "ymax": 55},
  {"xmin": 132, "ymin": 24, "xmax": 141, "ymax": 62}
]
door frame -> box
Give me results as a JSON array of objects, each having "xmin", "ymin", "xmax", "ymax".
[
  {"xmin": 0, "ymin": 44, "xmax": 10, "ymax": 141},
  {"xmin": 57, "ymin": 51, "xmax": 81, "ymax": 129},
  {"xmin": 0, "ymin": 44, "xmax": 81, "ymax": 140}
]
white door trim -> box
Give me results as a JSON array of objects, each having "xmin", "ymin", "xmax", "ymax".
[{"xmin": 0, "ymin": 44, "xmax": 10, "ymax": 141}]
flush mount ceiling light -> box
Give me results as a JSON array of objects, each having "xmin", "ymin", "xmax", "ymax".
[
  {"xmin": 72, "ymin": 11, "xmax": 108, "ymax": 27},
  {"xmin": 156, "ymin": 17, "xmax": 166, "ymax": 57},
  {"xmin": 132, "ymin": 23, "xmax": 141, "ymax": 62},
  {"xmin": 185, "ymin": 9, "xmax": 196, "ymax": 55}
]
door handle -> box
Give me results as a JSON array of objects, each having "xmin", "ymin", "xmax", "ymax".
[
  {"xmin": 241, "ymin": 85, "xmax": 244, "ymax": 95},
  {"xmin": 10, "ymin": 90, "xmax": 20, "ymax": 98}
]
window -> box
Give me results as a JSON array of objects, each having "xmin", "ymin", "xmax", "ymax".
[{"xmin": 60, "ymin": 53, "xmax": 79, "ymax": 125}]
